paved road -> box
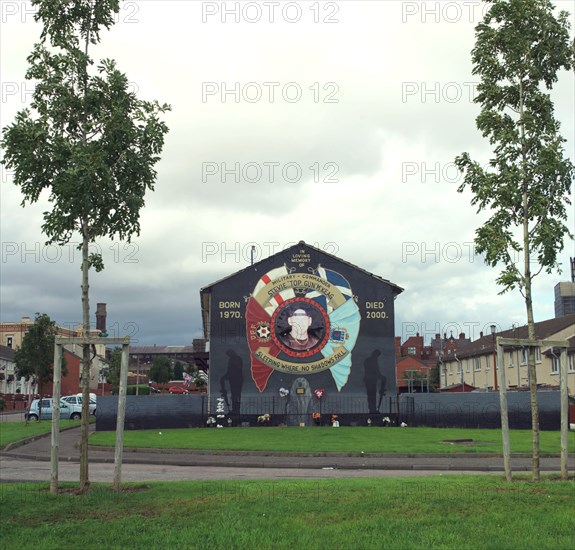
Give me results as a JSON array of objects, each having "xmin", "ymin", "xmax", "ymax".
[
  {"xmin": 1, "ymin": 457, "xmax": 496, "ymax": 483},
  {"xmin": 1, "ymin": 426, "xmax": 572, "ymax": 483}
]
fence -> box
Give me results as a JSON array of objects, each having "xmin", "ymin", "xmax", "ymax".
[
  {"xmin": 95, "ymin": 395, "xmax": 400, "ymax": 431},
  {"xmin": 95, "ymin": 391, "xmax": 564, "ymax": 431}
]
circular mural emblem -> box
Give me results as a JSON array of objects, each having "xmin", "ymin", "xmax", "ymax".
[
  {"xmin": 245, "ymin": 266, "xmax": 361, "ymax": 392},
  {"xmin": 271, "ymin": 297, "xmax": 330, "ymax": 358}
]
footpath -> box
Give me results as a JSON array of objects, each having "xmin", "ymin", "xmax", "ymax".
[{"xmin": 1, "ymin": 424, "xmax": 572, "ymax": 472}]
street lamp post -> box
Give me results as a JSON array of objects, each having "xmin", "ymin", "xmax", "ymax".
[
  {"xmin": 491, "ymin": 324, "xmax": 498, "ymax": 391},
  {"xmin": 455, "ymin": 352, "xmax": 463, "ymax": 392}
]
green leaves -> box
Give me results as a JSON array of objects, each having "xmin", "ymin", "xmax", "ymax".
[
  {"xmin": 149, "ymin": 357, "xmax": 173, "ymax": 385},
  {"xmin": 14, "ymin": 313, "xmax": 67, "ymax": 385},
  {"xmin": 456, "ymin": 0, "xmax": 574, "ymax": 294},
  {"xmin": 88, "ymin": 252, "xmax": 104, "ymax": 272},
  {"xmin": 1, "ymin": 0, "xmax": 171, "ymax": 255}
]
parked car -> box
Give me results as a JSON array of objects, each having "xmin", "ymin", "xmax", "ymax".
[
  {"xmin": 168, "ymin": 386, "xmax": 189, "ymax": 394},
  {"xmin": 61, "ymin": 394, "xmax": 97, "ymax": 415},
  {"xmin": 26, "ymin": 398, "xmax": 83, "ymax": 421}
]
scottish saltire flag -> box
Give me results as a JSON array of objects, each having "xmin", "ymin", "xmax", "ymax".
[
  {"xmin": 252, "ymin": 265, "xmax": 295, "ymax": 316},
  {"xmin": 308, "ymin": 268, "xmax": 359, "ymax": 391},
  {"xmin": 323, "ymin": 298, "xmax": 361, "ymax": 390},
  {"xmin": 306, "ymin": 266, "xmax": 354, "ymax": 313}
]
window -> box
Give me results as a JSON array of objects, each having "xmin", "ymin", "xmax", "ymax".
[
  {"xmin": 6, "ymin": 336, "xmax": 13, "ymax": 348},
  {"xmin": 521, "ymin": 348, "xmax": 528, "ymax": 365},
  {"xmin": 569, "ymin": 355, "xmax": 575, "ymax": 373},
  {"xmin": 535, "ymin": 347, "xmax": 541, "ymax": 363},
  {"xmin": 508, "ymin": 351, "xmax": 514, "ymax": 368},
  {"xmin": 466, "ymin": 360, "xmax": 470, "ymax": 373},
  {"xmin": 407, "ymin": 346, "xmax": 416, "ymax": 355},
  {"xmin": 485, "ymin": 355, "xmax": 490, "ymax": 371},
  {"xmin": 474, "ymin": 357, "xmax": 481, "ymax": 371},
  {"xmin": 551, "ymin": 356, "xmax": 560, "ymax": 374}
]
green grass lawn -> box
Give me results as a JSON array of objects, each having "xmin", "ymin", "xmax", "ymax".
[
  {"xmin": 0, "ymin": 420, "xmax": 81, "ymax": 449},
  {"xmin": 89, "ymin": 426, "xmax": 575, "ymax": 454},
  {"xmin": 1, "ymin": 476, "xmax": 573, "ymax": 549}
]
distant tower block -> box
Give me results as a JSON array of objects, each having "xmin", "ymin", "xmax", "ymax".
[
  {"xmin": 96, "ymin": 303, "xmax": 107, "ymax": 332},
  {"xmin": 554, "ymin": 282, "xmax": 575, "ymax": 318}
]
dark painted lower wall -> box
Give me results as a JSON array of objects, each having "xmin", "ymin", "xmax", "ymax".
[
  {"xmin": 96, "ymin": 391, "xmax": 565, "ymax": 431},
  {"xmin": 399, "ymin": 391, "xmax": 563, "ymax": 430}
]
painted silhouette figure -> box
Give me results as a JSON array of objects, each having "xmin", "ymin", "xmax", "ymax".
[
  {"xmin": 363, "ymin": 349, "xmax": 387, "ymax": 414},
  {"xmin": 219, "ymin": 349, "xmax": 244, "ymax": 414}
]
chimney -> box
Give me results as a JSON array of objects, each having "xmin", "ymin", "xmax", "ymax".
[
  {"xmin": 443, "ymin": 333, "xmax": 447, "ymax": 340},
  {"xmin": 435, "ymin": 333, "xmax": 440, "ymax": 340},
  {"xmin": 96, "ymin": 303, "xmax": 107, "ymax": 332},
  {"xmin": 459, "ymin": 332, "xmax": 465, "ymax": 339},
  {"xmin": 480, "ymin": 331, "xmax": 484, "ymax": 338}
]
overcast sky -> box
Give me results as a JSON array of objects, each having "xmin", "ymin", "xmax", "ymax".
[{"xmin": 1, "ymin": 0, "xmax": 574, "ymax": 346}]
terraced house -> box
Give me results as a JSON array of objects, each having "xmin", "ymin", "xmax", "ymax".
[{"xmin": 441, "ymin": 315, "xmax": 575, "ymax": 393}]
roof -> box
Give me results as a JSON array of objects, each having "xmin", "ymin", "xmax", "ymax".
[
  {"xmin": 444, "ymin": 315, "xmax": 575, "ymax": 361},
  {"xmin": 0, "ymin": 345, "xmax": 16, "ymax": 361},
  {"xmin": 129, "ymin": 346, "xmax": 196, "ymax": 355},
  {"xmin": 199, "ymin": 240, "xmax": 404, "ymax": 337},
  {"xmin": 542, "ymin": 335, "xmax": 575, "ymax": 355},
  {"xmin": 201, "ymin": 240, "xmax": 404, "ymax": 293}
]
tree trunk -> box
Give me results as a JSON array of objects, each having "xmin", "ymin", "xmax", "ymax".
[
  {"xmin": 79, "ymin": 223, "xmax": 91, "ymax": 493},
  {"xmin": 519, "ymin": 79, "xmax": 540, "ymax": 482},
  {"xmin": 526, "ymin": 301, "xmax": 539, "ymax": 481}
]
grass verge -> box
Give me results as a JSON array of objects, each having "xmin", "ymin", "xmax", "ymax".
[
  {"xmin": 89, "ymin": 426, "xmax": 575, "ymax": 454},
  {"xmin": 1, "ymin": 476, "xmax": 573, "ymax": 549},
  {"xmin": 0, "ymin": 420, "xmax": 82, "ymax": 449}
]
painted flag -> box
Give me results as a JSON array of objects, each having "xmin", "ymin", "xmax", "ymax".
[
  {"xmin": 252, "ymin": 265, "xmax": 295, "ymax": 316},
  {"xmin": 305, "ymin": 266, "xmax": 353, "ymax": 313},
  {"xmin": 182, "ymin": 372, "xmax": 193, "ymax": 388}
]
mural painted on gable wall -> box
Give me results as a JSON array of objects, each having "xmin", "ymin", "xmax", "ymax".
[{"xmin": 209, "ymin": 243, "xmax": 402, "ymax": 417}]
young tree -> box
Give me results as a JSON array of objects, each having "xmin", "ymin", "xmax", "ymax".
[
  {"xmin": 173, "ymin": 361, "xmax": 184, "ymax": 381},
  {"xmin": 149, "ymin": 356, "xmax": 173, "ymax": 385},
  {"xmin": 1, "ymin": 0, "xmax": 170, "ymax": 492},
  {"xmin": 14, "ymin": 313, "xmax": 67, "ymax": 422},
  {"xmin": 103, "ymin": 347, "xmax": 122, "ymax": 394},
  {"xmin": 455, "ymin": 0, "xmax": 574, "ymax": 480}
]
